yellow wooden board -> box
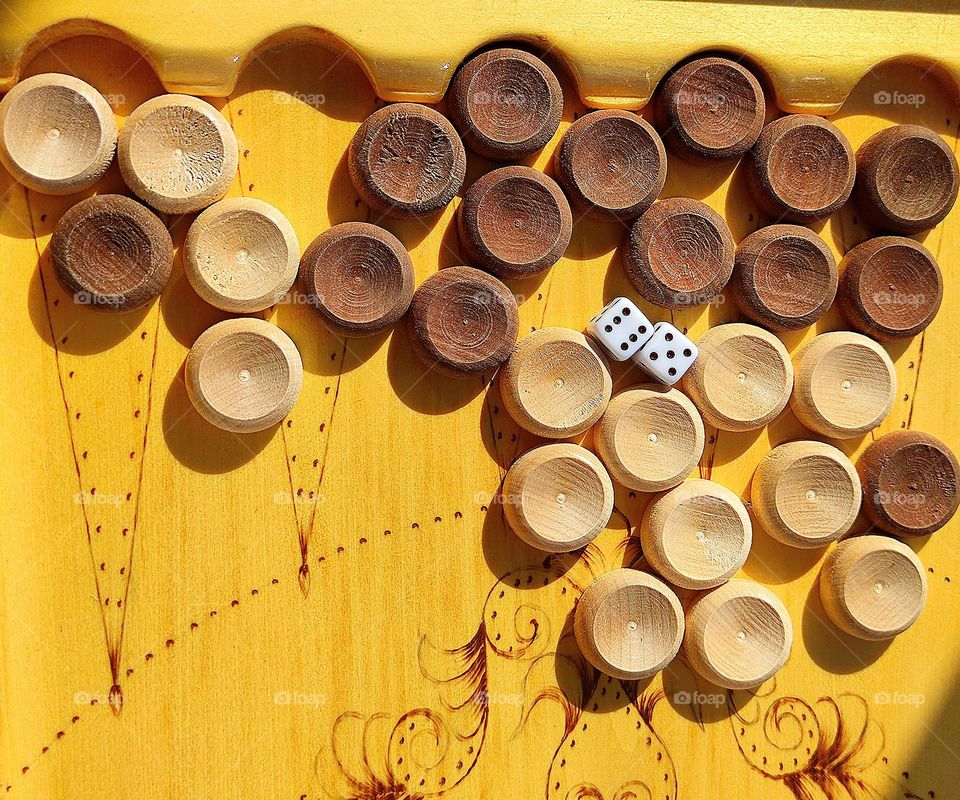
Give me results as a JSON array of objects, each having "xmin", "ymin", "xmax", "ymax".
[
  {"xmin": 1, "ymin": 6, "xmax": 959, "ymax": 800},
  {"xmin": 2, "ymin": 0, "xmax": 960, "ymax": 112}
]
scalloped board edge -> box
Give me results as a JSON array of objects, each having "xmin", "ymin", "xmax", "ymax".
[{"xmin": 1, "ymin": 2, "xmax": 959, "ymax": 113}]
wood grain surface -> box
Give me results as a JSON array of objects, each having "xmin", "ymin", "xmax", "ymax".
[
  {"xmin": 751, "ymin": 440, "xmax": 862, "ymax": 549},
  {"xmin": 732, "ymin": 224, "xmax": 838, "ymax": 332},
  {"xmin": 184, "ymin": 317, "xmax": 303, "ymax": 433},
  {"xmin": 654, "ymin": 56, "xmax": 765, "ymax": 163},
  {"xmin": 640, "ymin": 478, "xmax": 751, "ymax": 590},
  {"xmin": 594, "ymin": 384, "xmax": 705, "ymax": 492},
  {"xmin": 1, "ymin": 26, "xmax": 960, "ymax": 800},
  {"xmin": 448, "ymin": 47, "xmax": 562, "ymax": 162},
  {"xmin": 501, "ymin": 442, "xmax": 614, "ymax": 552},
  {"xmin": 857, "ymin": 430, "xmax": 960, "ymax": 537},
  {"xmin": 574, "ymin": 568, "xmax": 684, "ymax": 681},
  {"xmin": 790, "ymin": 331, "xmax": 897, "ymax": 439},
  {"xmin": 348, "ymin": 103, "xmax": 466, "ymax": 218},
  {"xmin": 0, "ymin": 72, "xmax": 117, "ymax": 195},
  {"xmin": 681, "ymin": 322, "xmax": 793, "ymax": 431},
  {"xmin": 407, "ymin": 265, "xmax": 518, "ymax": 377},
  {"xmin": 745, "ymin": 114, "xmax": 855, "ymax": 222},
  {"xmin": 623, "ymin": 196, "xmax": 735, "ymax": 308}
]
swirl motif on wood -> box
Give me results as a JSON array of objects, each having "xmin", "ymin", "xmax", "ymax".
[
  {"xmin": 324, "ymin": 545, "xmax": 681, "ymax": 800},
  {"xmin": 726, "ymin": 683, "xmax": 884, "ymax": 800},
  {"xmin": 324, "ymin": 527, "xmax": 887, "ymax": 800}
]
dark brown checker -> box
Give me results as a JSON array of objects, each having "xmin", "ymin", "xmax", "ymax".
[
  {"xmin": 654, "ymin": 56, "xmax": 765, "ymax": 162},
  {"xmin": 745, "ymin": 114, "xmax": 855, "ymax": 222},
  {"xmin": 300, "ymin": 222, "xmax": 415, "ymax": 337},
  {"xmin": 407, "ymin": 266, "xmax": 519, "ymax": 378},
  {"xmin": 348, "ymin": 103, "xmax": 466, "ymax": 218},
  {"xmin": 555, "ymin": 109, "xmax": 667, "ymax": 221},
  {"xmin": 732, "ymin": 224, "xmax": 837, "ymax": 331},
  {"xmin": 858, "ymin": 431, "xmax": 959, "ymax": 537},
  {"xmin": 50, "ymin": 193, "xmax": 173, "ymax": 312},
  {"xmin": 622, "ymin": 196, "xmax": 734, "ymax": 308},
  {"xmin": 854, "ymin": 124, "xmax": 959, "ymax": 234},
  {"xmin": 838, "ymin": 235, "xmax": 943, "ymax": 341},
  {"xmin": 457, "ymin": 165, "xmax": 572, "ymax": 279},
  {"xmin": 448, "ymin": 47, "xmax": 563, "ymax": 161}
]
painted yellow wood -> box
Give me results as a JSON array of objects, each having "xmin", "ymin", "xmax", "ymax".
[
  {"xmin": 1, "ymin": 26, "xmax": 959, "ymax": 800},
  {"xmin": 1, "ymin": 1, "xmax": 960, "ymax": 112}
]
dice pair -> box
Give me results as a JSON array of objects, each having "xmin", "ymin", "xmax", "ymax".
[{"xmin": 586, "ymin": 297, "xmax": 698, "ymax": 384}]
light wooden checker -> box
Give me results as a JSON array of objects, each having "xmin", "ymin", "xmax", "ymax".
[
  {"xmin": 118, "ymin": 93, "xmax": 239, "ymax": 214},
  {"xmin": 819, "ymin": 535, "xmax": 928, "ymax": 641},
  {"xmin": 684, "ymin": 579, "xmax": 793, "ymax": 689},
  {"xmin": 184, "ymin": 197, "xmax": 300, "ymax": 313},
  {"xmin": 0, "ymin": 72, "xmax": 117, "ymax": 194},
  {"xmin": 594, "ymin": 384, "xmax": 704, "ymax": 492},
  {"xmin": 574, "ymin": 568, "xmax": 684, "ymax": 680},
  {"xmin": 682, "ymin": 322, "xmax": 793, "ymax": 432},
  {"xmin": 502, "ymin": 442, "xmax": 613, "ymax": 552},
  {"xmin": 752, "ymin": 440, "xmax": 862, "ymax": 549},
  {"xmin": 499, "ymin": 327, "xmax": 612, "ymax": 439},
  {"xmin": 641, "ymin": 478, "xmax": 752, "ymax": 590}
]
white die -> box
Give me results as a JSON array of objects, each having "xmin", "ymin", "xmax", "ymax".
[
  {"xmin": 586, "ymin": 297, "xmax": 655, "ymax": 362},
  {"xmin": 633, "ymin": 322, "xmax": 698, "ymax": 384}
]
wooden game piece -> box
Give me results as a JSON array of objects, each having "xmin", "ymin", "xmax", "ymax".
[
  {"xmin": 751, "ymin": 440, "xmax": 861, "ymax": 548},
  {"xmin": 790, "ymin": 331, "xmax": 896, "ymax": 439},
  {"xmin": 300, "ymin": 222, "xmax": 414, "ymax": 337},
  {"xmin": 681, "ymin": 323, "xmax": 792, "ymax": 431},
  {"xmin": 622, "ymin": 197, "xmax": 734, "ymax": 308},
  {"xmin": 574, "ymin": 568, "xmax": 683, "ymax": 680},
  {"xmin": 0, "ymin": 72, "xmax": 117, "ymax": 195},
  {"xmin": 732, "ymin": 224, "xmax": 837, "ymax": 332},
  {"xmin": 348, "ymin": 103, "xmax": 466, "ymax": 218},
  {"xmin": 555, "ymin": 109, "xmax": 667, "ymax": 221},
  {"xmin": 502, "ymin": 443, "xmax": 614, "ymax": 552},
  {"xmin": 457, "ymin": 165, "xmax": 572, "ymax": 279},
  {"xmin": 857, "ymin": 431, "xmax": 959, "ymax": 537},
  {"xmin": 746, "ymin": 114, "xmax": 855, "ymax": 222},
  {"xmin": 837, "ymin": 236, "xmax": 943, "ymax": 341},
  {"xmin": 641, "ymin": 479, "xmax": 752, "ymax": 590},
  {"xmin": 594, "ymin": 384, "xmax": 704, "ymax": 492},
  {"xmin": 654, "ymin": 57, "xmax": 765, "ymax": 163},
  {"xmin": 819, "ymin": 535, "xmax": 927, "ymax": 640},
  {"xmin": 448, "ymin": 47, "xmax": 563, "ymax": 161},
  {"xmin": 407, "ymin": 266, "xmax": 519, "ymax": 377},
  {"xmin": 684, "ymin": 579, "xmax": 793, "ymax": 689},
  {"xmin": 118, "ymin": 94, "xmax": 238, "ymax": 214},
  {"xmin": 184, "ymin": 197, "xmax": 300, "ymax": 313},
  {"xmin": 50, "ymin": 193, "xmax": 173, "ymax": 311},
  {"xmin": 185, "ymin": 317, "xmax": 303, "ymax": 433},
  {"xmin": 854, "ymin": 124, "xmax": 959, "ymax": 234},
  {"xmin": 499, "ymin": 327, "xmax": 612, "ymax": 438}
]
